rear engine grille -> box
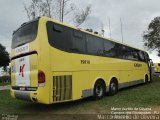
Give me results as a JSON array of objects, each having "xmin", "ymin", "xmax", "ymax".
[{"xmin": 53, "ymin": 75, "xmax": 72, "ymax": 102}]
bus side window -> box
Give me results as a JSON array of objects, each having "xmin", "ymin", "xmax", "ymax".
[
  {"xmin": 103, "ymin": 40, "xmax": 116, "ymax": 57},
  {"xmin": 71, "ymin": 30, "xmax": 86, "ymax": 53},
  {"xmin": 86, "ymin": 35, "xmax": 104, "ymax": 56},
  {"xmin": 132, "ymin": 50, "xmax": 139, "ymax": 60},
  {"xmin": 73, "ymin": 30, "xmax": 83, "ymax": 38},
  {"xmin": 120, "ymin": 46, "xmax": 131, "ymax": 59},
  {"xmin": 138, "ymin": 51, "xmax": 145, "ymax": 62},
  {"xmin": 114, "ymin": 43, "xmax": 124, "ymax": 58}
]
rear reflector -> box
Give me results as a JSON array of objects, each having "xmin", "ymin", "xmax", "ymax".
[{"xmin": 38, "ymin": 70, "xmax": 45, "ymax": 87}]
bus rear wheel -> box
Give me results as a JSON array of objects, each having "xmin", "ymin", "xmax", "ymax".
[
  {"xmin": 145, "ymin": 75, "xmax": 149, "ymax": 83},
  {"xmin": 93, "ymin": 80, "xmax": 105, "ymax": 100},
  {"xmin": 109, "ymin": 79, "xmax": 118, "ymax": 96}
]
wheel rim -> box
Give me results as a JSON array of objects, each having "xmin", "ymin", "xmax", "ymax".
[
  {"xmin": 95, "ymin": 84, "xmax": 103, "ymax": 97},
  {"xmin": 110, "ymin": 82, "xmax": 116, "ymax": 93}
]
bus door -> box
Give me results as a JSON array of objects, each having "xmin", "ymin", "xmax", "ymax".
[{"xmin": 144, "ymin": 52, "xmax": 153, "ymax": 82}]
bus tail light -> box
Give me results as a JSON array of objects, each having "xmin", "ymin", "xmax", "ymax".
[{"xmin": 38, "ymin": 70, "xmax": 45, "ymax": 87}]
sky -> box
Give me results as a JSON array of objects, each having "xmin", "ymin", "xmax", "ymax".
[{"xmin": 0, "ymin": 0, "xmax": 160, "ymax": 75}]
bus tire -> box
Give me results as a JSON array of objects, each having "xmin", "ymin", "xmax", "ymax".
[
  {"xmin": 93, "ymin": 80, "xmax": 106, "ymax": 100},
  {"xmin": 109, "ymin": 79, "xmax": 118, "ymax": 96},
  {"xmin": 145, "ymin": 75, "xmax": 148, "ymax": 83}
]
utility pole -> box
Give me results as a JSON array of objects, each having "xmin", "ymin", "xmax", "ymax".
[
  {"xmin": 120, "ymin": 18, "xmax": 124, "ymax": 43},
  {"xmin": 108, "ymin": 17, "xmax": 111, "ymax": 39}
]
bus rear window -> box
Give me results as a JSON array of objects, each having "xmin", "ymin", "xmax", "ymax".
[{"xmin": 12, "ymin": 20, "xmax": 38, "ymax": 48}]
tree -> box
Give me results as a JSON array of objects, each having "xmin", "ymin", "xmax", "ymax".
[
  {"xmin": 24, "ymin": 0, "xmax": 74, "ymax": 22},
  {"xmin": 24, "ymin": 0, "xmax": 52, "ymax": 20},
  {"xmin": 73, "ymin": 5, "xmax": 91, "ymax": 27},
  {"xmin": 24, "ymin": 0, "xmax": 91, "ymax": 26},
  {"xmin": 0, "ymin": 43, "xmax": 10, "ymax": 70},
  {"xmin": 143, "ymin": 17, "xmax": 160, "ymax": 55}
]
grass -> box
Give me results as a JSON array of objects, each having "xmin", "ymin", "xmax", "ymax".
[
  {"xmin": 0, "ymin": 82, "xmax": 10, "ymax": 86},
  {"xmin": 0, "ymin": 77, "xmax": 160, "ymax": 115}
]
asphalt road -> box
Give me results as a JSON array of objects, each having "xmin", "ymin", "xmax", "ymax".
[{"xmin": 0, "ymin": 85, "xmax": 10, "ymax": 91}]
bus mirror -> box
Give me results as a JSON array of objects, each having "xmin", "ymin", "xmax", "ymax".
[
  {"xmin": 149, "ymin": 59, "xmax": 153, "ymax": 66},
  {"xmin": 151, "ymin": 62, "xmax": 153, "ymax": 66}
]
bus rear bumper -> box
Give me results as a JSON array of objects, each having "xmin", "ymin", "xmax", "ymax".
[
  {"xmin": 10, "ymin": 89, "xmax": 32, "ymax": 102},
  {"xmin": 10, "ymin": 88, "xmax": 50, "ymax": 104}
]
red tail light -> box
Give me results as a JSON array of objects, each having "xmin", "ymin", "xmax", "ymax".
[{"xmin": 38, "ymin": 70, "xmax": 45, "ymax": 86}]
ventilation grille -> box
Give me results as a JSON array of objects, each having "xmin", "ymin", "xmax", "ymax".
[{"xmin": 53, "ymin": 75, "xmax": 72, "ymax": 102}]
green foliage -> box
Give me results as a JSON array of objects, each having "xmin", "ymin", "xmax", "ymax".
[
  {"xmin": 0, "ymin": 75, "xmax": 11, "ymax": 83},
  {"xmin": 0, "ymin": 43, "xmax": 10, "ymax": 68},
  {"xmin": 143, "ymin": 17, "xmax": 160, "ymax": 55}
]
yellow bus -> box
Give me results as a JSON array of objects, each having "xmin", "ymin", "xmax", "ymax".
[
  {"xmin": 10, "ymin": 16, "xmax": 152, "ymax": 104},
  {"xmin": 153, "ymin": 63, "xmax": 160, "ymax": 73}
]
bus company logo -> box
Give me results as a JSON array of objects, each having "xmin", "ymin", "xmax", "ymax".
[
  {"xmin": 15, "ymin": 44, "xmax": 29, "ymax": 55},
  {"xmin": 134, "ymin": 63, "xmax": 142, "ymax": 67},
  {"xmin": 19, "ymin": 64, "xmax": 25, "ymax": 77}
]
